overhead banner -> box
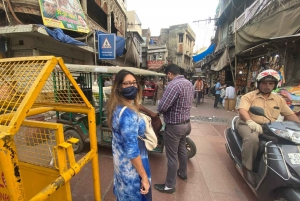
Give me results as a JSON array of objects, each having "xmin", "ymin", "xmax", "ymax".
[
  {"xmin": 39, "ymin": 0, "xmax": 89, "ymax": 33},
  {"xmin": 98, "ymin": 34, "xmax": 116, "ymax": 60}
]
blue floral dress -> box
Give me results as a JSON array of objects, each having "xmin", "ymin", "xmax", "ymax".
[{"xmin": 112, "ymin": 105, "xmax": 152, "ymax": 201}]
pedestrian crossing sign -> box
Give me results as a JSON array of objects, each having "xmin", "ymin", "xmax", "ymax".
[
  {"xmin": 102, "ymin": 38, "xmax": 112, "ymax": 48},
  {"xmin": 98, "ymin": 33, "xmax": 116, "ymax": 59}
]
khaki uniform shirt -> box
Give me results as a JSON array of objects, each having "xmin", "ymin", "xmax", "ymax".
[{"xmin": 239, "ymin": 90, "xmax": 294, "ymax": 124}]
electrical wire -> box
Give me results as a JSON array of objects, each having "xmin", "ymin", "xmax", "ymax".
[
  {"xmin": 5, "ymin": 0, "xmax": 23, "ymax": 24},
  {"xmin": 232, "ymin": 0, "xmax": 245, "ymax": 15},
  {"xmin": 1, "ymin": 0, "xmax": 10, "ymax": 24}
]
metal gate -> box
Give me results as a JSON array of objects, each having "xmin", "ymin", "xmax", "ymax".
[{"xmin": 0, "ymin": 56, "xmax": 101, "ymax": 201}]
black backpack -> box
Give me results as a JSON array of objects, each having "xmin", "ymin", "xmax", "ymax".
[{"xmin": 210, "ymin": 85, "xmax": 216, "ymax": 95}]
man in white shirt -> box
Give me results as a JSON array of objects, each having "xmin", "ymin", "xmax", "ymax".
[{"xmin": 225, "ymin": 83, "xmax": 236, "ymax": 111}]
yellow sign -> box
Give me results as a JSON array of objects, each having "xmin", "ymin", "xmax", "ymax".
[{"xmin": 39, "ymin": 0, "xmax": 89, "ymax": 33}]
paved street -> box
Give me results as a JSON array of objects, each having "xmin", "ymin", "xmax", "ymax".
[{"xmin": 70, "ymin": 96, "xmax": 258, "ymax": 201}]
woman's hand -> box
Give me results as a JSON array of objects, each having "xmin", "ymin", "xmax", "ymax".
[{"xmin": 140, "ymin": 177, "xmax": 150, "ymax": 195}]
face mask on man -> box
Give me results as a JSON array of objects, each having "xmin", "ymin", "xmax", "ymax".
[{"xmin": 121, "ymin": 86, "xmax": 138, "ymax": 100}]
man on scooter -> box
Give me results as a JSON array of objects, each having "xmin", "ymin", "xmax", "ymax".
[{"xmin": 238, "ymin": 69, "xmax": 300, "ymax": 187}]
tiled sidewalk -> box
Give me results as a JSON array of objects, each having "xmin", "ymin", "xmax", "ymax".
[{"xmin": 71, "ymin": 98, "xmax": 258, "ymax": 201}]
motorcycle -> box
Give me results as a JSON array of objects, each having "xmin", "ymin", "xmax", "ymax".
[{"xmin": 225, "ymin": 106, "xmax": 300, "ymax": 201}]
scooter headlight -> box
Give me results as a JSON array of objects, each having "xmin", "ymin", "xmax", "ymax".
[{"xmin": 271, "ymin": 128, "xmax": 300, "ymax": 144}]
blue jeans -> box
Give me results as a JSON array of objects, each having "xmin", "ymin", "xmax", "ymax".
[{"xmin": 197, "ymin": 91, "xmax": 202, "ymax": 104}]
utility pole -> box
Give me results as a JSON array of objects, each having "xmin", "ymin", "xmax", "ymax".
[{"xmin": 193, "ymin": 17, "xmax": 218, "ymax": 24}]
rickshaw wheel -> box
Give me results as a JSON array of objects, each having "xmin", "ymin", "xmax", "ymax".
[
  {"xmin": 64, "ymin": 129, "xmax": 84, "ymax": 154},
  {"xmin": 186, "ymin": 137, "xmax": 197, "ymax": 158}
]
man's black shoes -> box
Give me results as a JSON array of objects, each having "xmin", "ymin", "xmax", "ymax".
[
  {"xmin": 177, "ymin": 171, "xmax": 187, "ymax": 181},
  {"xmin": 242, "ymin": 165, "xmax": 256, "ymax": 187},
  {"xmin": 154, "ymin": 184, "xmax": 175, "ymax": 194}
]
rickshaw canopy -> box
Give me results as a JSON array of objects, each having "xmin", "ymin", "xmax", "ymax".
[{"xmin": 65, "ymin": 64, "xmax": 166, "ymax": 77}]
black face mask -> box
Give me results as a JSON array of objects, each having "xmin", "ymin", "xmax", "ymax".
[{"xmin": 121, "ymin": 86, "xmax": 138, "ymax": 100}]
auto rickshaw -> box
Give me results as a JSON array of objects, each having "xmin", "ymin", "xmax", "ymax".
[{"xmin": 55, "ymin": 64, "xmax": 197, "ymax": 158}]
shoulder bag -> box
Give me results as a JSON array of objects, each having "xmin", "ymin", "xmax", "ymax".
[{"xmin": 119, "ymin": 106, "xmax": 157, "ymax": 151}]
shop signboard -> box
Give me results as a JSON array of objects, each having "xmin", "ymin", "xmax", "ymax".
[
  {"xmin": 38, "ymin": 0, "xmax": 89, "ymax": 33},
  {"xmin": 98, "ymin": 34, "xmax": 116, "ymax": 60},
  {"xmin": 147, "ymin": 60, "xmax": 164, "ymax": 70},
  {"xmin": 195, "ymin": 68, "xmax": 202, "ymax": 73}
]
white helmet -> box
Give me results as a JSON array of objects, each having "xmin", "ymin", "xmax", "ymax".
[{"xmin": 256, "ymin": 69, "xmax": 280, "ymax": 90}]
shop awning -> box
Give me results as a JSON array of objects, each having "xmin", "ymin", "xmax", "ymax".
[
  {"xmin": 122, "ymin": 36, "xmax": 140, "ymax": 67},
  {"xmin": 192, "ymin": 44, "xmax": 215, "ymax": 63},
  {"xmin": 236, "ymin": 5, "xmax": 300, "ymax": 54},
  {"xmin": 237, "ymin": 34, "xmax": 300, "ymax": 58},
  {"xmin": 210, "ymin": 48, "xmax": 229, "ymax": 71}
]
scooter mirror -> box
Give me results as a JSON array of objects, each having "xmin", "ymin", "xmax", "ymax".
[{"xmin": 249, "ymin": 106, "xmax": 265, "ymax": 116}]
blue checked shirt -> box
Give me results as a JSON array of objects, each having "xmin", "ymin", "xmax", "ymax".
[{"xmin": 157, "ymin": 75, "xmax": 194, "ymax": 124}]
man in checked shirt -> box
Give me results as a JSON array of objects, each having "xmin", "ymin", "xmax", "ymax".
[{"xmin": 154, "ymin": 64, "xmax": 194, "ymax": 194}]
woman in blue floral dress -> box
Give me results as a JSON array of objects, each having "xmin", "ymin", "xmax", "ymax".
[{"xmin": 106, "ymin": 70, "xmax": 152, "ymax": 201}]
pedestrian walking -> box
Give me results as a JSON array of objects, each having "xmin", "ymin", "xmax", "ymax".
[
  {"xmin": 194, "ymin": 77, "xmax": 203, "ymax": 105},
  {"xmin": 219, "ymin": 83, "xmax": 227, "ymax": 106},
  {"xmin": 224, "ymin": 82, "xmax": 236, "ymax": 111},
  {"xmin": 214, "ymin": 78, "xmax": 223, "ymax": 108},
  {"xmin": 155, "ymin": 64, "xmax": 194, "ymax": 194},
  {"xmin": 106, "ymin": 69, "xmax": 152, "ymax": 201}
]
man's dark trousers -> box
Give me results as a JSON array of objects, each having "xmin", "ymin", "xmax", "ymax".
[
  {"xmin": 164, "ymin": 123, "xmax": 191, "ymax": 188},
  {"xmin": 214, "ymin": 94, "xmax": 220, "ymax": 107},
  {"xmin": 197, "ymin": 91, "xmax": 203, "ymax": 104}
]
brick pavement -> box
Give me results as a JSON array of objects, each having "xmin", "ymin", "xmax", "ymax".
[{"xmin": 71, "ymin": 97, "xmax": 258, "ymax": 201}]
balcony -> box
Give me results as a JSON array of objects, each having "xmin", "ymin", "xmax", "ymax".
[{"xmin": 235, "ymin": 0, "xmax": 270, "ymax": 32}]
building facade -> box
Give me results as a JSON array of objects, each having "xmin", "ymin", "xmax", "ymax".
[
  {"xmin": 127, "ymin": 10, "xmax": 143, "ymax": 67},
  {"xmin": 159, "ymin": 24, "xmax": 196, "ymax": 74},
  {"xmin": 0, "ymin": 0, "xmax": 140, "ymax": 67},
  {"xmin": 197, "ymin": 0, "xmax": 300, "ymax": 90}
]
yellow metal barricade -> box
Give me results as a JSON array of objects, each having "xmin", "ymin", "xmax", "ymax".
[{"xmin": 0, "ymin": 56, "xmax": 101, "ymax": 201}]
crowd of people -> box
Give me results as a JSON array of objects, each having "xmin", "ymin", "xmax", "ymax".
[{"xmin": 103, "ymin": 63, "xmax": 299, "ymax": 200}]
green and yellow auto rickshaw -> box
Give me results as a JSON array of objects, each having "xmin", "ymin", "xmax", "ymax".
[{"xmin": 55, "ymin": 64, "xmax": 197, "ymax": 158}]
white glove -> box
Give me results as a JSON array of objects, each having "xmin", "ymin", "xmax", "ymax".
[{"xmin": 246, "ymin": 120, "xmax": 263, "ymax": 134}]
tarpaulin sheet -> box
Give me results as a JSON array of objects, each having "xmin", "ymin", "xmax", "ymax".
[
  {"xmin": 44, "ymin": 27, "xmax": 86, "ymax": 46},
  {"xmin": 123, "ymin": 36, "xmax": 139, "ymax": 67},
  {"xmin": 211, "ymin": 48, "xmax": 229, "ymax": 71},
  {"xmin": 96, "ymin": 31, "xmax": 126, "ymax": 56},
  {"xmin": 236, "ymin": 5, "xmax": 300, "ymax": 54},
  {"xmin": 192, "ymin": 44, "xmax": 215, "ymax": 63}
]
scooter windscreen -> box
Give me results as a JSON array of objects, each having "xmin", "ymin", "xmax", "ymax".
[{"xmin": 266, "ymin": 121, "xmax": 300, "ymax": 144}]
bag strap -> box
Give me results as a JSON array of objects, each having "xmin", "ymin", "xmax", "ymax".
[
  {"xmin": 119, "ymin": 106, "xmax": 127, "ymax": 119},
  {"xmin": 119, "ymin": 106, "xmax": 144, "ymax": 142}
]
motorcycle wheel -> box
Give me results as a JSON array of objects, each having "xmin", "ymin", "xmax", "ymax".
[{"xmin": 186, "ymin": 137, "xmax": 196, "ymax": 158}]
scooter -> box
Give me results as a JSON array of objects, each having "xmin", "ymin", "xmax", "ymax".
[{"xmin": 225, "ymin": 106, "xmax": 300, "ymax": 201}]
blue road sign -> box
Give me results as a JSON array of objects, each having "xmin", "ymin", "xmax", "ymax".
[{"xmin": 98, "ymin": 34, "xmax": 116, "ymax": 60}]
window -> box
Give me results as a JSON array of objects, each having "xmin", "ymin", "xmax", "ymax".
[
  {"xmin": 184, "ymin": 55, "xmax": 190, "ymax": 64},
  {"xmin": 179, "ymin": 34, "xmax": 183, "ymax": 43},
  {"xmin": 177, "ymin": 55, "xmax": 182, "ymax": 64}
]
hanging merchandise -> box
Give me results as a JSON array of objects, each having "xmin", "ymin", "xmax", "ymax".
[
  {"xmin": 274, "ymin": 86, "xmax": 300, "ymax": 117},
  {"xmin": 236, "ymin": 63, "xmax": 248, "ymax": 94}
]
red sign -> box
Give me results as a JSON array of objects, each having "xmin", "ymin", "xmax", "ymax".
[{"xmin": 147, "ymin": 60, "xmax": 164, "ymax": 70}]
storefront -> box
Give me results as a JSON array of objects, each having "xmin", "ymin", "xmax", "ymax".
[{"xmin": 237, "ymin": 34, "xmax": 300, "ymax": 115}]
